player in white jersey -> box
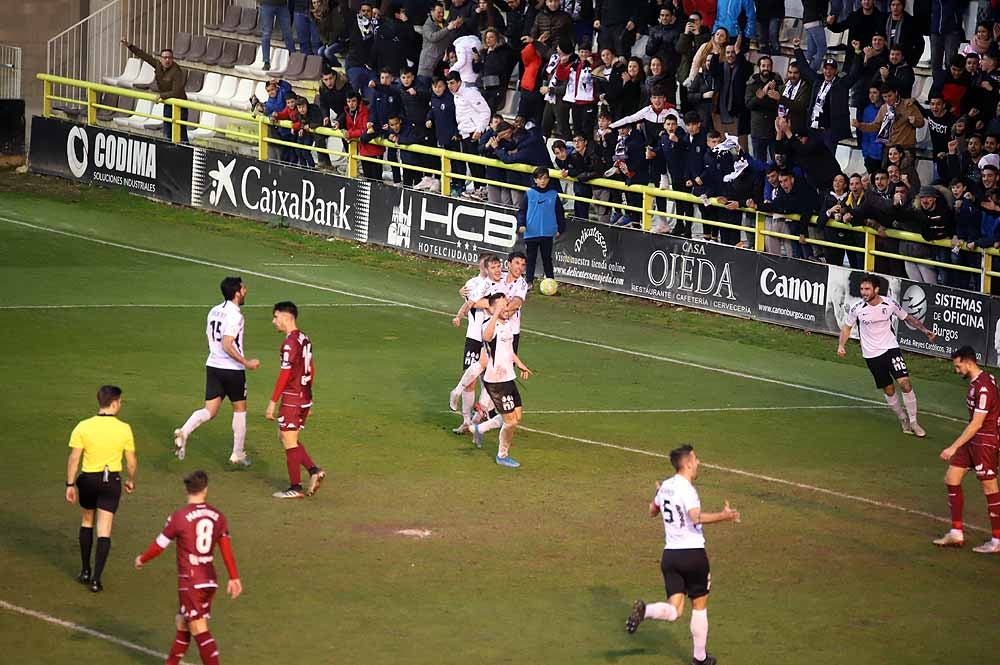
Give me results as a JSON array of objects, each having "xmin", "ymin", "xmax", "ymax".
[
  {"xmin": 174, "ymin": 277, "xmax": 260, "ymax": 465},
  {"xmin": 479, "ymin": 293, "xmax": 532, "ymax": 467},
  {"xmin": 448, "ymin": 255, "xmax": 504, "ymax": 433},
  {"xmin": 836, "ymin": 274, "xmax": 936, "ymax": 437},
  {"xmin": 625, "ymin": 445, "xmax": 740, "ymax": 665},
  {"xmin": 471, "ymin": 251, "xmax": 529, "ymax": 442}
]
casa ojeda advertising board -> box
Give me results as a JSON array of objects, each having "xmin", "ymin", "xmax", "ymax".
[{"xmin": 29, "ymin": 116, "xmax": 193, "ymax": 203}]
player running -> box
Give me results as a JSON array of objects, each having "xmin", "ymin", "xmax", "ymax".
[
  {"xmin": 478, "ymin": 293, "xmax": 532, "ymax": 467},
  {"xmin": 174, "ymin": 276, "xmax": 260, "ymax": 466},
  {"xmin": 934, "ymin": 346, "xmax": 1000, "ymax": 553},
  {"xmin": 266, "ymin": 301, "xmax": 326, "ymax": 499},
  {"xmin": 448, "ymin": 254, "xmax": 504, "ymax": 433},
  {"xmin": 134, "ymin": 470, "xmax": 242, "ymax": 665},
  {"xmin": 625, "ymin": 445, "xmax": 740, "ymax": 665},
  {"xmin": 836, "ymin": 274, "xmax": 936, "ymax": 437}
]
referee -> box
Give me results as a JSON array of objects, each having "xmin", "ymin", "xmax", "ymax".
[{"xmin": 65, "ymin": 385, "xmax": 137, "ymax": 593}]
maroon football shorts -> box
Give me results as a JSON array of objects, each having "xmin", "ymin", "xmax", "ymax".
[
  {"xmin": 178, "ymin": 586, "xmax": 216, "ymax": 621},
  {"xmin": 277, "ymin": 404, "xmax": 310, "ymax": 431},
  {"xmin": 950, "ymin": 435, "xmax": 1000, "ymax": 481}
]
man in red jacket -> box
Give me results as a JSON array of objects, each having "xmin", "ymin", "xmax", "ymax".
[{"xmin": 333, "ymin": 90, "xmax": 384, "ymax": 180}]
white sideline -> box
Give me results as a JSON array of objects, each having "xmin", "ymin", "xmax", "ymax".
[
  {"xmin": 0, "ymin": 600, "xmax": 194, "ymax": 664},
  {"xmin": 0, "ymin": 303, "xmax": 406, "ymax": 310},
  {"xmin": 520, "ymin": 426, "xmax": 988, "ymax": 534},
  {"xmin": 0, "ymin": 215, "xmax": 964, "ymax": 423},
  {"xmin": 518, "ymin": 405, "xmax": 885, "ymax": 415}
]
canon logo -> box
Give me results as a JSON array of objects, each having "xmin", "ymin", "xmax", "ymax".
[{"xmin": 759, "ymin": 267, "xmax": 825, "ymax": 304}]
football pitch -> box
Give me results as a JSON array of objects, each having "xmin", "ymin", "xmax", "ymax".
[{"xmin": 1, "ymin": 173, "xmax": 998, "ymax": 664}]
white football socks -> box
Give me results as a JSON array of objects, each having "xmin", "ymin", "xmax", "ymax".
[
  {"xmin": 461, "ymin": 390, "xmax": 475, "ymax": 424},
  {"xmin": 884, "ymin": 393, "xmax": 906, "ymax": 424},
  {"xmin": 181, "ymin": 408, "xmax": 213, "ymax": 438},
  {"xmin": 479, "ymin": 414, "xmax": 503, "ymax": 434},
  {"xmin": 901, "ymin": 390, "xmax": 918, "ymax": 424},
  {"xmin": 455, "ymin": 363, "xmax": 482, "ymax": 393},
  {"xmin": 690, "ymin": 609, "xmax": 708, "ymax": 661},
  {"xmin": 498, "ymin": 422, "xmax": 515, "ymax": 458},
  {"xmin": 644, "ymin": 602, "xmax": 678, "ymax": 622},
  {"xmin": 478, "ymin": 384, "xmax": 495, "ymax": 413},
  {"xmin": 231, "ymin": 411, "xmax": 247, "ymax": 456}
]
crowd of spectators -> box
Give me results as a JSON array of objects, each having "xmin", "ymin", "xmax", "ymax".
[{"xmin": 240, "ymin": 0, "xmax": 1000, "ymax": 290}]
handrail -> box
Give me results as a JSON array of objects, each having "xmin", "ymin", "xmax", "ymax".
[{"xmin": 38, "ymin": 72, "xmax": 1000, "ymax": 295}]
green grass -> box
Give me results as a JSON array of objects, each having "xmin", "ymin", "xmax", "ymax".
[{"xmin": 0, "ymin": 172, "xmax": 998, "ymax": 665}]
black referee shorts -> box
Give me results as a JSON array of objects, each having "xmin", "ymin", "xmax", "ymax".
[
  {"xmin": 77, "ymin": 471, "xmax": 123, "ymax": 513},
  {"xmin": 660, "ymin": 548, "xmax": 711, "ymax": 600},
  {"xmin": 205, "ymin": 366, "xmax": 248, "ymax": 402}
]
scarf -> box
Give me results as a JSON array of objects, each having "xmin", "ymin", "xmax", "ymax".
[
  {"xmin": 846, "ymin": 190, "xmax": 865, "ymax": 207},
  {"xmin": 876, "ymin": 103, "xmax": 896, "ymax": 144},
  {"xmin": 811, "ymin": 79, "xmax": 833, "ymax": 128},
  {"xmin": 544, "ymin": 52, "xmax": 560, "ymax": 103},
  {"xmin": 357, "ymin": 13, "xmax": 373, "ymax": 40},
  {"xmin": 778, "ymin": 79, "xmax": 802, "ymax": 117},
  {"xmin": 561, "ymin": 0, "xmax": 584, "ymax": 20},
  {"xmin": 715, "ymin": 135, "xmax": 749, "ymax": 182},
  {"xmin": 886, "ymin": 15, "xmax": 904, "ymax": 48}
]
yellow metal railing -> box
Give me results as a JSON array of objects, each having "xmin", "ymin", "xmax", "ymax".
[{"xmin": 39, "ymin": 73, "xmax": 1000, "ymax": 294}]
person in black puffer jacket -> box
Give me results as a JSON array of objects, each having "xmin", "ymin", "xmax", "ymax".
[{"xmin": 480, "ymin": 28, "xmax": 516, "ymax": 112}]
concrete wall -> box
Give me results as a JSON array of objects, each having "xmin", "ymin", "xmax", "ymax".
[{"xmin": 1, "ymin": 1, "xmax": 90, "ymax": 121}]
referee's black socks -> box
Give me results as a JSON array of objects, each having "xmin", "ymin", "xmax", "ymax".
[
  {"xmin": 93, "ymin": 537, "xmax": 111, "ymax": 582},
  {"xmin": 78, "ymin": 526, "xmax": 93, "ymax": 573}
]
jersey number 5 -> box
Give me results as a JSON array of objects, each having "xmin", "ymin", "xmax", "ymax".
[
  {"xmin": 662, "ymin": 500, "xmax": 685, "ymax": 528},
  {"xmin": 195, "ymin": 519, "xmax": 214, "ymax": 554}
]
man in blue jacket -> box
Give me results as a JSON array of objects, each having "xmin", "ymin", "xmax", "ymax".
[
  {"xmin": 714, "ymin": 0, "xmax": 756, "ymax": 40},
  {"xmin": 517, "ymin": 167, "xmax": 566, "ymax": 285}
]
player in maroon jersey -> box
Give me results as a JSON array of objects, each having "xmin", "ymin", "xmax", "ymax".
[
  {"xmin": 134, "ymin": 470, "xmax": 242, "ymax": 665},
  {"xmin": 265, "ymin": 301, "xmax": 326, "ymax": 499},
  {"xmin": 934, "ymin": 346, "xmax": 1000, "ymax": 553}
]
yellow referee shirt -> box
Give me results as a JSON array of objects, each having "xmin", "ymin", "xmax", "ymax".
[{"xmin": 68, "ymin": 415, "xmax": 135, "ymax": 473}]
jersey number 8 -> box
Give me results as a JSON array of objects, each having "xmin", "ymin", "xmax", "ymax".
[
  {"xmin": 195, "ymin": 519, "xmax": 214, "ymax": 554},
  {"xmin": 662, "ymin": 500, "xmax": 685, "ymax": 528}
]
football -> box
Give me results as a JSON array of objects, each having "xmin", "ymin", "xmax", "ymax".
[{"xmin": 539, "ymin": 278, "xmax": 559, "ymax": 296}]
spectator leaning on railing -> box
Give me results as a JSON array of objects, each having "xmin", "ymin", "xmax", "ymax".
[{"xmin": 121, "ymin": 40, "xmax": 188, "ymax": 143}]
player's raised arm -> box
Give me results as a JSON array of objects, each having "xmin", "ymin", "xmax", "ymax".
[
  {"xmin": 482, "ymin": 302, "xmax": 505, "ymax": 343},
  {"xmin": 648, "ymin": 481, "xmax": 662, "ymax": 517},
  {"xmin": 689, "ymin": 501, "xmax": 741, "ymax": 525}
]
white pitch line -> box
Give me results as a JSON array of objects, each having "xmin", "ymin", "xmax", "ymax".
[
  {"xmin": 0, "ymin": 600, "xmax": 195, "ymax": 664},
  {"xmin": 520, "ymin": 426, "xmax": 988, "ymax": 534},
  {"xmin": 0, "ymin": 303, "xmax": 405, "ymax": 310},
  {"xmin": 522, "ymin": 405, "xmax": 886, "ymax": 415},
  {"xmin": 261, "ymin": 263, "xmax": 332, "ymax": 266},
  {"xmin": 0, "ymin": 215, "xmax": 966, "ymax": 426}
]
